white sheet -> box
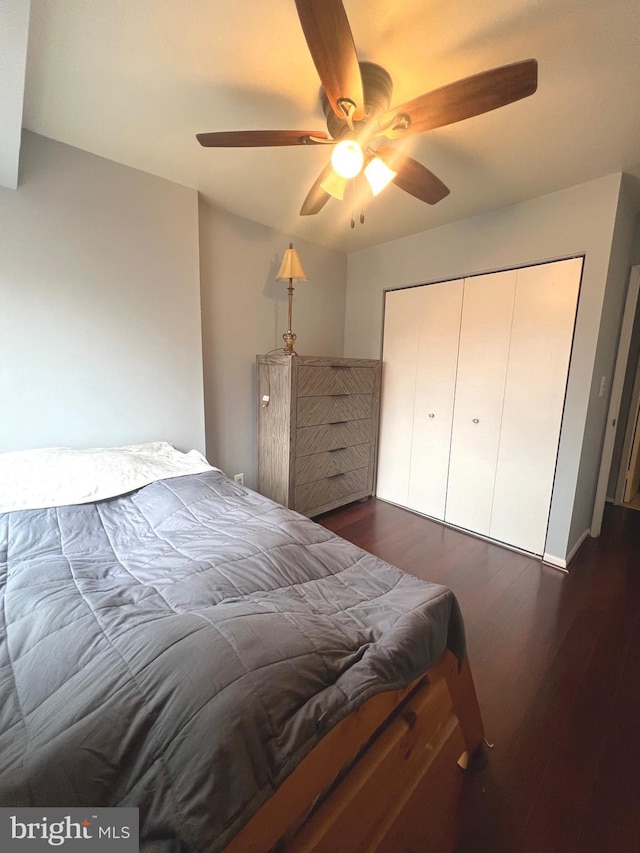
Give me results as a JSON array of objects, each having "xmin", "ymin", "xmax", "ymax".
[{"xmin": 0, "ymin": 442, "xmax": 214, "ymax": 512}]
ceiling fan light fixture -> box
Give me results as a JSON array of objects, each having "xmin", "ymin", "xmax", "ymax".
[
  {"xmin": 331, "ymin": 139, "xmax": 364, "ymax": 179},
  {"xmin": 319, "ymin": 170, "xmax": 348, "ymax": 200},
  {"xmin": 364, "ymin": 156, "xmax": 397, "ymax": 196},
  {"xmin": 197, "ymin": 1, "xmax": 538, "ymax": 224}
]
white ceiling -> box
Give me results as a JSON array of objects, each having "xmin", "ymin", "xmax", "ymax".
[{"xmin": 21, "ymin": 0, "xmax": 640, "ymax": 252}]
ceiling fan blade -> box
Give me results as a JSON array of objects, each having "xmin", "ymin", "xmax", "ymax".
[
  {"xmin": 380, "ymin": 58, "xmax": 538, "ymax": 138},
  {"xmin": 295, "ymin": 0, "xmax": 364, "ymax": 121},
  {"xmin": 196, "ymin": 130, "xmax": 329, "ymax": 147},
  {"xmin": 377, "ymin": 146, "xmax": 450, "ymax": 205},
  {"xmin": 300, "ymin": 163, "xmax": 335, "ymax": 215}
]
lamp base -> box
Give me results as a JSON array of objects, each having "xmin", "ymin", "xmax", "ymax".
[{"xmin": 283, "ymin": 330, "xmax": 297, "ymax": 356}]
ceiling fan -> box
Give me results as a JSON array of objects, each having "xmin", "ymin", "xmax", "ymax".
[{"xmin": 196, "ymin": 0, "xmax": 538, "ymax": 221}]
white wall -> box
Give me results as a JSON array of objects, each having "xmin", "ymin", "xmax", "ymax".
[
  {"xmin": 569, "ymin": 179, "xmax": 638, "ymax": 541},
  {"xmin": 199, "ymin": 199, "xmax": 347, "ymax": 487},
  {"xmin": 0, "ymin": 131, "xmax": 205, "ymax": 454},
  {"xmin": 607, "ymin": 214, "xmax": 640, "ymax": 498},
  {"xmin": 0, "ymin": 0, "xmax": 30, "ymax": 189},
  {"xmin": 345, "ymin": 173, "xmax": 630, "ymax": 563}
]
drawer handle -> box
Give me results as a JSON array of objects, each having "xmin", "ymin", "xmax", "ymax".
[
  {"xmin": 328, "ymin": 446, "xmax": 347, "ymax": 453},
  {"xmin": 328, "ymin": 473, "xmax": 345, "ymax": 479},
  {"xmin": 472, "ymin": 418, "xmax": 480, "ymax": 424},
  {"xmin": 330, "ymin": 393, "xmax": 349, "ymax": 397},
  {"xmin": 329, "ymin": 420, "xmax": 348, "ymax": 425}
]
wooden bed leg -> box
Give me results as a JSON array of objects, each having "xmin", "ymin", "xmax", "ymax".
[
  {"xmin": 457, "ymin": 740, "xmax": 490, "ymax": 771},
  {"xmin": 440, "ymin": 652, "xmax": 488, "ymax": 772}
]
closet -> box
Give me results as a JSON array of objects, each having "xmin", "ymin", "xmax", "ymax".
[{"xmin": 376, "ymin": 257, "xmax": 582, "ymax": 556}]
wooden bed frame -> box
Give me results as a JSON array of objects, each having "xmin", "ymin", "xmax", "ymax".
[{"xmin": 226, "ymin": 650, "xmax": 485, "ymax": 853}]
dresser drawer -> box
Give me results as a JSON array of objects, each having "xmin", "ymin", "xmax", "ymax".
[
  {"xmin": 296, "ymin": 420, "xmax": 372, "ymax": 457},
  {"xmin": 297, "ymin": 394, "xmax": 373, "ymax": 428},
  {"xmin": 294, "ymin": 467, "xmax": 369, "ymax": 516},
  {"xmin": 297, "ymin": 365, "xmax": 375, "ymax": 397},
  {"xmin": 295, "ymin": 444, "xmax": 371, "ymax": 486}
]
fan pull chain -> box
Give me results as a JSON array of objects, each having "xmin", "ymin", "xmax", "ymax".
[
  {"xmin": 349, "ymin": 177, "xmax": 366, "ymax": 228},
  {"xmin": 350, "ymin": 179, "xmax": 356, "ymax": 228}
]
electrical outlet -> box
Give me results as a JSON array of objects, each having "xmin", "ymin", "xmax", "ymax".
[{"xmin": 233, "ymin": 473, "xmax": 244, "ymax": 485}]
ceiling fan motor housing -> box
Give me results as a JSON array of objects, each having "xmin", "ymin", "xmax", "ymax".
[{"xmin": 321, "ymin": 62, "xmax": 393, "ymax": 139}]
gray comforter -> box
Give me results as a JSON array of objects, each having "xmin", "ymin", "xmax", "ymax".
[{"xmin": 0, "ymin": 470, "xmax": 465, "ymax": 851}]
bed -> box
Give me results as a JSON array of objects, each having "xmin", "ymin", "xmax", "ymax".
[{"xmin": 0, "ymin": 443, "xmax": 485, "ymax": 852}]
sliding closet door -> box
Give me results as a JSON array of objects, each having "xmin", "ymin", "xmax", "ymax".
[
  {"xmin": 376, "ymin": 287, "xmax": 422, "ymax": 506},
  {"xmin": 490, "ymin": 258, "xmax": 582, "ymax": 554},
  {"xmin": 408, "ymin": 279, "xmax": 464, "ymax": 518},
  {"xmin": 445, "ymin": 270, "xmax": 517, "ymax": 535}
]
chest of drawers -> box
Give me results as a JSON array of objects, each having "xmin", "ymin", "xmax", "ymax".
[{"xmin": 256, "ymin": 355, "xmax": 381, "ymax": 517}]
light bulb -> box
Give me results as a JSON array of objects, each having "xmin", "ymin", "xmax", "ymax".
[
  {"xmin": 364, "ymin": 156, "xmax": 397, "ymax": 196},
  {"xmin": 331, "ymin": 140, "xmax": 364, "ymax": 179}
]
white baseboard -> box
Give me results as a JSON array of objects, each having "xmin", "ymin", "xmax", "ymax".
[
  {"xmin": 543, "ymin": 527, "xmax": 591, "ymax": 573},
  {"xmin": 542, "ymin": 553, "xmax": 569, "ymax": 572}
]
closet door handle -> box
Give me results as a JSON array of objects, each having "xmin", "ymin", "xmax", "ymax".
[{"xmin": 428, "ymin": 413, "xmax": 435, "ymax": 419}]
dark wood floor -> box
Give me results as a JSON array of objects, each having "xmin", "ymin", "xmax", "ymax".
[{"xmin": 317, "ymin": 498, "xmax": 640, "ymax": 853}]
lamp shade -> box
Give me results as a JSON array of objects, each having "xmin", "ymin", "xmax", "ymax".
[
  {"xmin": 320, "ymin": 170, "xmax": 348, "ymax": 200},
  {"xmin": 276, "ymin": 244, "xmax": 308, "ymax": 281},
  {"xmin": 364, "ymin": 156, "xmax": 397, "ymax": 196}
]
